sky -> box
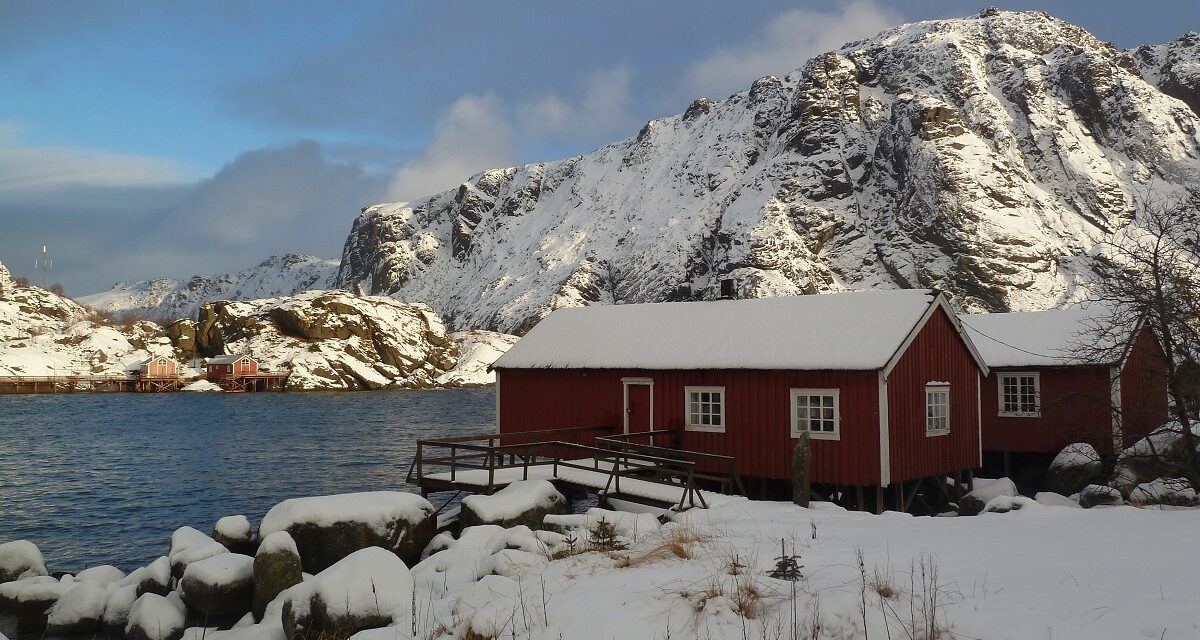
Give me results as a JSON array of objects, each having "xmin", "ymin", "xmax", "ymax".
[{"xmin": 2, "ymin": 1, "xmax": 1198, "ymax": 296}]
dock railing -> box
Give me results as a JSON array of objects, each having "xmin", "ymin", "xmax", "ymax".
[{"xmin": 407, "ymin": 426, "xmax": 745, "ymax": 509}]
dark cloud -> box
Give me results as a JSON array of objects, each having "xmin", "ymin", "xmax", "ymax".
[{"xmin": 0, "ymin": 141, "xmax": 388, "ymax": 296}]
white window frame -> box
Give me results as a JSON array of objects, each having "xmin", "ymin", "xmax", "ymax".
[
  {"xmin": 997, "ymin": 372, "xmax": 1041, "ymax": 417},
  {"xmin": 925, "ymin": 383, "xmax": 950, "ymax": 436},
  {"xmin": 684, "ymin": 386, "xmax": 726, "ymax": 433},
  {"xmin": 790, "ymin": 388, "xmax": 841, "ymax": 440}
]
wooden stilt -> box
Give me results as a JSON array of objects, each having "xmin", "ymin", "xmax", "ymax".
[
  {"xmin": 874, "ymin": 485, "xmax": 884, "ymax": 515},
  {"xmin": 895, "ymin": 481, "xmax": 904, "ymax": 512},
  {"xmin": 855, "ymin": 486, "xmax": 865, "ymax": 512}
]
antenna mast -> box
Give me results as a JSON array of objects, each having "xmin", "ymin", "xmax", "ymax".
[{"xmin": 34, "ymin": 245, "xmax": 52, "ymax": 289}]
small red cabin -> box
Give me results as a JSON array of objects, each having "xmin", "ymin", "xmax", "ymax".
[
  {"xmin": 137, "ymin": 355, "xmax": 178, "ymax": 379},
  {"xmin": 963, "ymin": 309, "xmax": 1168, "ymax": 455},
  {"xmin": 206, "ymin": 354, "xmax": 259, "ymax": 382},
  {"xmin": 492, "ymin": 290, "xmax": 990, "ymax": 492}
]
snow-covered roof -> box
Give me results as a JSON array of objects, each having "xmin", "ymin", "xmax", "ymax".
[
  {"xmin": 494, "ymin": 289, "xmax": 975, "ymax": 371},
  {"xmin": 961, "ymin": 307, "xmax": 1135, "ymax": 368},
  {"xmin": 207, "ymin": 354, "xmax": 253, "ymax": 365}
]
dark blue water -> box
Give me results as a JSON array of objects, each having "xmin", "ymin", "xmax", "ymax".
[{"xmin": 0, "ymin": 390, "xmax": 494, "ymax": 573}]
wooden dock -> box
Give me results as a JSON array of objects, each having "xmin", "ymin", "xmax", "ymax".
[
  {"xmin": 407, "ymin": 426, "xmax": 746, "ymax": 511},
  {"xmin": 216, "ymin": 373, "xmax": 289, "ymax": 392},
  {"xmin": 0, "ymin": 374, "xmax": 182, "ymax": 394}
]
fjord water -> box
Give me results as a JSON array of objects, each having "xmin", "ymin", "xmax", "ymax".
[{"xmin": 0, "ymin": 389, "xmax": 495, "ymax": 572}]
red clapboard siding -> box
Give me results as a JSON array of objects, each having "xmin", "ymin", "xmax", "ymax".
[
  {"xmin": 981, "ymin": 366, "xmax": 1113, "ymax": 453},
  {"xmin": 886, "ymin": 307, "xmax": 981, "ymax": 483},
  {"xmin": 1120, "ymin": 326, "xmax": 1169, "ymax": 445},
  {"xmin": 655, "ymin": 370, "xmax": 880, "ymax": 486},
  {"xmin": 498, "ymin": 368, "xmax": 881, "ymax": 485}
]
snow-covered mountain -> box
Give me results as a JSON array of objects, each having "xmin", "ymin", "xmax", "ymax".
[
  {"xmin": 0, "ymin": 260, "xmax": 178, "ymax": 377},
  {"xmin": 336, "ymin": 8, "xmax": 1200, "ymax": 335},
  {"xmin": 78, "ymin": 254, "xmax": 339, "ymax": 322}
]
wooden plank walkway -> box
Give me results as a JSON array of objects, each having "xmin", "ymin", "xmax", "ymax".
[{"xmin": 407, "ymin": 426, "xmax": 746, "ymax": 511}]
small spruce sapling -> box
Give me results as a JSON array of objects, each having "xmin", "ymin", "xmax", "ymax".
[
  {"xmin": 767, "ymin": 538, "xmax": 803, "ymax": 581},
  {"xmin": 589, "ymin": 516, "xmax": 627, "ymax": 551}
]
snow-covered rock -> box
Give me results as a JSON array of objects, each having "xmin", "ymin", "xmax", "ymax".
[
  {"xmin": 118, "ymin": 556, "xmax": 172, "ymax": 597},
  {"xmin": 281, "ymin": 547, "xmax": 414, "ymax": 639},
  {"xmin": 0, "ymin": 540, "xmax": 47, "ymax": 582},
  {"xmin": 259, "ymin": 492, "xmax": 437, "ymax": 571},
  {"xmin": 1129, "ymin": 478, "xmax": 1198, "ymax": 506},
  {"xmin": 253, "ymin": 532, "xmax": 302, "ymax": 620},
  {"xmin": 168, "ymin": 527, "xmax": 229, "ymax": 579},
  {"xmin": 414, "ymin": 525, "xmax": 563, "ymax": 598},
  {"xmin": 125, "ymin": 592, "xmax": 187, "ymax": 640},
  {"xmin": 45, "ymin": 583, "xmax": 108, "ymax": 636},
  {"xmin": 0, "ymin": 576, "xmax": 72, "ymax": 626},
  {"xmin": 194, "ymin": 290, "xmax": 514, "ymax": 390},
  {"xmin": 1079, "ymin": 484, "xmax": 1124, "ymax": 508},
  {"xmin": 1034, "ymin": 492, "xmax": 1082, "ymax": 508},
  {"xmin": 543, "ymin": 507, "xmax": 662, "ymax": 540},
  {"xmin": 337, "ymin": 9, "xmax": 1200, "ymax": 334},
  {"xmin": 103, "ymin": 584, "xmax": 140, "ymax": 631},
  {"xmin": 181, "ymin": 380, "xmax": 223, "ymax": 392},
  {"xmin": 180, "ymin": 553, "xmax": 255, "ymax": 624},
  {"xmin": 1045, "ymin": 443, "xmax": 1104, "ymax": 495},
  {"xmin": 74, "ymin": 564, "xmax": 125, "ymax": 586},
  {"xmin": 213, "ymin": 515, "xmax": 255, "ymax": 554},
  {"xmin": 459, "ymin": 480, "xmax": 568, "ymax": 529},
  {"xmin": 959, "ymin": 477, "xmax": 1019, "ymax": 515},
  {"xmin": 435, "ymin": 330, "xmax": 519, "ymax": 386},
  {"xmin": 78, "ymin": 254, "xmax": 339, "ymax": 322}
]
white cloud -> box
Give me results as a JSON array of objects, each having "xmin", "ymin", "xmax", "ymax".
[
  {"xmin": 387, "ymin": 94, "xmax": 515, "ymax": 202},
  {"xmin": 685, "ymin": 1, "xmax": 900, "ymax": 98},
  {"xmin": 0, "ymin": 124, "xmax": 195, "ymax": 193},
  {"xmin": 519, "ymin": 65, "xmax": 635, "ymax": 139}
]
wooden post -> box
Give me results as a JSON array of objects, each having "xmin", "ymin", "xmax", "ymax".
[
  {"xmin": 791, "ymin": 432, "xmax": 811, "ymax": 507},
  {"xmin": 855, "ymin": 486, "xmax": 865, "ymax": 512},
  {"xmin": 894, "ymin": 481, "xmax": 904, "ymax": 512},
  {"xmin": 874, "ymin": 485, "xmax": 884, "ymax": 515}
]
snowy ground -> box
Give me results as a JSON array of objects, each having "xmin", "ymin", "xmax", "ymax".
[{"xmin": 413, "ymin": 500, "xmax": 1200, "ymax": 640}]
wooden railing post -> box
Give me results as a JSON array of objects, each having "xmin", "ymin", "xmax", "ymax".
[{"xmin": 449, "ymin": 444, "xmax": 457, "ymax": 481}]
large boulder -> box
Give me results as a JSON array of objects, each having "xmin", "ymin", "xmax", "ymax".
[
  {"xmin": 119, "ymin": 556, "xmax": 172, "ymax": 597},
  {"xmin": 75, "ymin": 565, "xmax": 126, "ymax": 586},
  {"xmin": 958, "ymin": 477, "xmax": 1018, "ymax": 516},
  {"xmin": 1129, "ymin": 478, "xmax": 1198, "ymax": 506},
  {"xmin": 1079, "ymin": 484, "xmax": 1124, "ymax": 508},
  {"xmin": 0, "ymin": 541, "xmax": 48, "ymax": 583},
  {"xmin": 260, "ymin": 492, "xmax": 436, "ymax": 571},
  {"xmin": 253, "ymin": 532, "xmax": 302, "ymax": 620},
  {"xmin": 282, "ymin": 547, "xmax": 413, "ymax": 639},
  {"xmin": 103, "ymin": 584, "xmax": 140, "ymax": 632},
  {"xmin": 45, "ymin": 583, "xmax": 108, "ymax": 636},
  {"xmin": 179, "ymin": 553, "xmax": 255, "ymax": 626},
  {"xmin": 125, "ymin": 592, "xmax": 187, "ymax": 640},
  {"xmin": 213, "ymin": 516, "xmax": 256, "ymax": 555},
  {"xmin": 0, "ymin": 576, "xmax": 72, "ymax": 628},
  {"xmin": 459, "ymin": 480, "xmax": 568, "ymax": 530},
  {"xmin": 169, "ymin": 527, "xmax": 229, "ymax": 580},
  {"xmin": 1044, "ymin": 443, "xmax": 1104, "ymax": 495}
]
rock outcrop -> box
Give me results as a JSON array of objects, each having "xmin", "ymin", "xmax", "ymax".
[
  {"xmin": 259, "ymin": 492, "xmax": 437, "ymax": 571},
  {"xmin": 194, "ymin": 290, "xmax": 511, "ymax": 390},
  {"xmin": 281, "ymin": 547, "xmax": 414, "ymax": 639},
  {"xmin": 336, "ymin": 9, "xmax": 1200, "ymax": 334}
]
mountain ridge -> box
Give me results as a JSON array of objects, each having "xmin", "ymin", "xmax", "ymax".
[{"xmin": 335, "ymin": 8, "xmax": 1200, "ymax": 334}]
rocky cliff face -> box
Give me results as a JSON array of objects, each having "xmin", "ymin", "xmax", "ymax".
[
  {"xmin": 78, "ymin": 254, "xmax": 339, "ymax": 322},
  {"xmin": 0, "ymin": 260, "xmax": 177, "ymax": 377},
  {"xmin": 187, "ymin": 290, "xmax": 512, "ymax": 390},
  {"xmin": 1128, "ymin": 32, "xmax": 1200, "ymax": 117},
  {"xmin": 336, "ymin": 9, "xmax": 1200, "ymax": 334}
]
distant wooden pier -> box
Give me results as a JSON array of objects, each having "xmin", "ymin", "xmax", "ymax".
[{"xmin": 0, "ymin": 374, "xmax": 182, "ymax": 394}]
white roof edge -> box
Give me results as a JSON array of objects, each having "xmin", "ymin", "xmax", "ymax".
[{"xmin": 881, "ymin": 293, "xmax": 990, "ymax": 379}]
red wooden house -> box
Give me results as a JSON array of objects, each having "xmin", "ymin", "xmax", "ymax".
[
  {"xmin": 136, "ymin": 355, "xmax": 179, "ymax": 379},
  {"xmin": 206, "ymin": 354, "xmax": 259, "ymax": 382},
  {"xmin": 962, "ymin": 309, "xmax": 1167, "ymax": 456},
  {"xmin": 492, "ymin": 289, "xmax": 990, "ymax": 499}
]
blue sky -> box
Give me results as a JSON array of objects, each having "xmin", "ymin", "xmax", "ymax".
[{"xmin": 2, "ymin": 1, "xmax": 1198, "ymax": 295}]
